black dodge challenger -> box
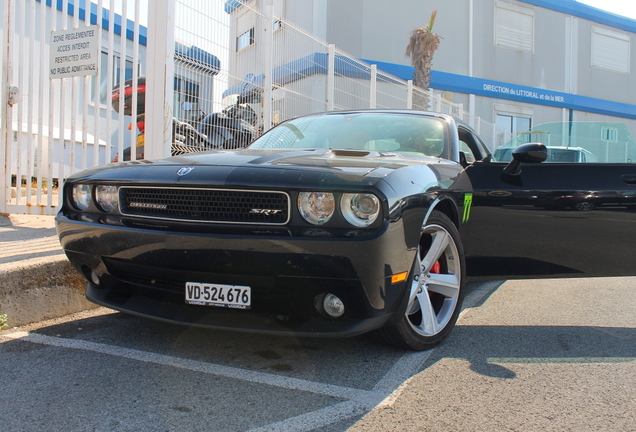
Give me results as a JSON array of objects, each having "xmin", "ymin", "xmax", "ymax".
[{"xmin": 56, "ymin": 110, "xmax": 636, "ymax": 350}]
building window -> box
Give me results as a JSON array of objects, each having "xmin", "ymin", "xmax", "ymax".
[
  {"xmin": 173, "ymin": 77, "xmax": 201, "ymax": 124},
  {"xmin": 592, "ymin": 26, "xmax": 630, "ymax": 74},
  {"xmin": 495, "ymin": 1, "xmax": 534, "ymax": 53},
  {"xmin": 236, "ymin": 28, "xmax": 255, "ymax": 51},
  {"xmin": 91, "ymin": 52, "xmax": 138, "ymax": 106},
  {"xmin": 601, "ymin": 126, "xmax": 619, "ymax": 143},
  {"xmin": 496, "ymin": 114, "xmax": 532, "ymax": 147}
]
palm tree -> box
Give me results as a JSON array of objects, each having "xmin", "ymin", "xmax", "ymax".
[{"xmin": 405, "ymin": 10, "xmax": 440, "ymax": 109}]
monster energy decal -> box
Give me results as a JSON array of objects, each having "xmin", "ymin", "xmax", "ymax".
[{"xmin": 462, "ymin": 193, "xmax": 473, "ymax": 223}]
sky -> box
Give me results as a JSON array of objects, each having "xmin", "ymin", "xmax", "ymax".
[
  {"xmin": 577, "ymin": 0, "xmax": 636, "ymax": 20},
  {"xmin": 112, "ymin": 1, "xmax": 636, "ymax": 25}
]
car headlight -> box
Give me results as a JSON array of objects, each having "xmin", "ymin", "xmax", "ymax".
[
  {"xmin": 298, "ymin": 192, "xmax": 335, "ymax": 225},
  {"xmin": 341, "ymin": 193, "xmax": 380, "ymax": 227},
  {"xmin": 71, "ymin": 184, "xmax": 92, "ymax": 211},
  {"xmin": 95, "ymin": 185, "xmax": 119, "ymax": 213}
]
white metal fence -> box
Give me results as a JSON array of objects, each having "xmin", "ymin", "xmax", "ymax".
[
  {"xmin": 168, "ymin": 0, "xmax": 493, "ymax": 140},
  {"xmin": 1, "ymin": 0, "xmax": 494, "ymax": 215},
  {"xmin": 1, "ymin": 0, "xmax": 147, "ymax": 215}
]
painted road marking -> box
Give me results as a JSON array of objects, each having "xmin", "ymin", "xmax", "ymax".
[
  {"xmin": 0, "ymin": 280, "xmax": 499, "ymax": 431},
  {"xmin": 1, "ymin": 330, "xmax": 433, "ymax": 431}
]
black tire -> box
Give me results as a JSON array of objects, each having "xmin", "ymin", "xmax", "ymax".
[{"xmin": 376, "ymin": 210, "xmax": 466, "ymax": 351}]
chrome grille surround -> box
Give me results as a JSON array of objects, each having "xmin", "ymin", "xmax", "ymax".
[{"xmin": 119, "ymin": 186, "xmax": 291, "ymax": 225}]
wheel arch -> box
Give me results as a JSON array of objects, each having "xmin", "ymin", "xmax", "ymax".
[
  {"xmin": 425, "ymin": 195, "xmax": 461, "ymax": 229},
  {"xmin": 377, "ymin": 204, "xmax": 467, "ymax": 350},
  {"xmin": 383, "ymin": 196, "xmax": 462, "ymax": 330}
]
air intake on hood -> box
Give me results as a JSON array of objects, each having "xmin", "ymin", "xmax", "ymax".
[{"xmin": 329, "ymin": 149, "xmax": 371, "ymax": 157}]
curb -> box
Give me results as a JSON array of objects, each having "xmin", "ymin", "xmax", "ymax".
[
  {"xmin": 0, "ymin": 215, "xmax": 97, "ymax": 329},
  {"xmin": 0, "ymin": 258, "xmax": 97, "ymax": 329}
]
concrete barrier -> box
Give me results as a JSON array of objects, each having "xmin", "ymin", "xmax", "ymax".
[
  {"xmin": 0, "ymin": 260, "xmax": 96, "ymax": 328},
  {"xmin": 0, "ymin": 214, "xmax": 97, "ymax": 329}
]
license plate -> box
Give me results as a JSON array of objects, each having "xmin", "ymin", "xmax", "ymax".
[{"xmin": 185, "ymin": 282, "xmax": 251, "ymax": 309}]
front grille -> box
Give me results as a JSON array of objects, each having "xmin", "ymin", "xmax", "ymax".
[{"xmin": 120, "ymin": 187, "xmax": 290, "ymax": 224}]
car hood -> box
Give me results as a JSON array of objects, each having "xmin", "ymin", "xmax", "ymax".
[{"xmin": 70, "ymin": 148, "xmax": 456, "ymax": 189}]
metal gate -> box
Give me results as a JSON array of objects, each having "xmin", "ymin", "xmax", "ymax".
[
  {"xmin": 1, "ymin": 0, "xmax": 489, "ymax": 215},
  {"xmin": 1, "ymin": 0, "xmax": 151, "ymax": 215}
]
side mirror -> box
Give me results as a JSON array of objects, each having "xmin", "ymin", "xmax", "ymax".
[
  {"xmin": 459, "ymin": 151, "xmax": 468, "ymax": 168},
  {"xmin": 503, "ymin": 143, "xmax": 548, "ymax": 175}
]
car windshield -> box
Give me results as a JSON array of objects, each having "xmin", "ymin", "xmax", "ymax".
[
  {"xmin": 249, "ymin": 112, "xmax": 448, "ymax": 158},
  {"xmin": 493, "ymin": 121, "xmax": 636, "ymax": 163}
]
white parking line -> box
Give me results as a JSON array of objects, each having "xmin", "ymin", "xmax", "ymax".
[
  {"xmin": 0, "ymin": 282, "xmax": 498, "ymax": 432},
  {"xmin": 488, "ymin": 357, "xmax": 636, "ymax": 364},
  {"xmin": 247, "ymin": 350, "xmax": 436, "ymax": 432},
  {"xmin": 247, "ymin": 400, "xmax": 372, "ymax": 432},
  {"xmin": 1, "ymin": 331, "xmax": 367, "ymax": 400},
  {"xmin": 1, "ymin": 330, "xmax": 435, "ymax": 431}
]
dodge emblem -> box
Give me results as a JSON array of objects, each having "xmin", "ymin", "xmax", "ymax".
[{"xmin": 177, "ymin": 166, "xmax": 194, "ymax": 176}]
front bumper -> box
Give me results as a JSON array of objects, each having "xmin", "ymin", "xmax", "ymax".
[{"xmin": 56, "ymin": 215, "xmax": 416, "ymax": 337}]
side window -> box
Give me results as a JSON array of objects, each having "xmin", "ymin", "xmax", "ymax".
[
  {"xmin": 458, "ymin": 127, "xmax": 489, "ymax": 165},
  {"xmin": 459, "ymin": 140, "xmax": 476, "ymax": 164},
  {"xmin": 495, "ymin": 122, "xmax": 636, "ymax": 163}
]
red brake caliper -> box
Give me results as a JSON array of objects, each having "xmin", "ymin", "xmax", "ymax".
[
  {"xmin": 429, "ymin": 261, "xmax": 441, "ymax": 296},
  {"xmin": 431, "ymin": 261, "xmax": 441, "ymax": 274}
]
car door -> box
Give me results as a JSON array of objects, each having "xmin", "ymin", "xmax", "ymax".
[{"xmin": 459, "ymin": 124, "xmax": 636, "ymax": 280}]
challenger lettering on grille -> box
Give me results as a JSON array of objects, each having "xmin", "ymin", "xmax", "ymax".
[
  {"xmin": 120, "ymin": 187, "xmax": 290, "ymax": 225},
  {"xmin": 129, "ymin": 202, "xmax": 168, "ymax": 210}
]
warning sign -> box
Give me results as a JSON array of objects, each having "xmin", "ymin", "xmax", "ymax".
[{"xmin": 50, "ymin": 25, "xmax": 99, "ymax": 79}]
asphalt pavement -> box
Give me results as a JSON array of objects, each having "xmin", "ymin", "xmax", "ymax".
[{"xmin": 348, "ymin": 276, "xmax": 636, "ymax": 431}]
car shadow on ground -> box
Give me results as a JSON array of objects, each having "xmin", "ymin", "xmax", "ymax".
[
  {"xmin": 4, "ymin": 282, "xmax": 634, "ymax": 432},
  {"xmin": 21, "ymin": 303, "xmax": 635, "ymax": 382},
  {"xmin": 427, "ymin": 323, "xmax": 636, "ymax": 379},
  {"xmin": 9, "ymin": 278, "xmax": 634, "ymax": 386},
  {"xmin": 22, "ymin": 310, "xmax": 408, "ymax": 390}
]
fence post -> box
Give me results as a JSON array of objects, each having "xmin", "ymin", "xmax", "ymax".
[
  {"xmin": 434, "ymin": 93, "xmax": 442, "ymax": 112},
  {"xmin": 326, "ymin": 44, "xmax": 335, "ymax": 111},
  {"xmin": 145, "ymin": 0, "xmax": 175, "ymax": 160},
  {"xmin": 262, "ymin": 2, "xmax": 274, "ymax": 130},
  {"xmin": 406, "ymin": 80, "xmax": 413, "ymax": 109},
  {"xmin": 370, "ymin": 64, "xmax": 377, "ymax": 109},
  {"xmin": 1, "ymin": 0, "xmax": 14, "ymax": 214}
]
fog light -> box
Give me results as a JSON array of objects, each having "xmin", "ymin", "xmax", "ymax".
[
  {"xmin": 90, "ymin": 271, "xmax": 100, "ymax": 285},
  {"xmin": 322, "ymin": 293, "xmax": 345, "ymax": 318}
]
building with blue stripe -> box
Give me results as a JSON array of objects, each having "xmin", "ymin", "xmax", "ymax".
[{"xmin": 229, "ymin": 0, "xmax": 636, "ymax": 148}]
